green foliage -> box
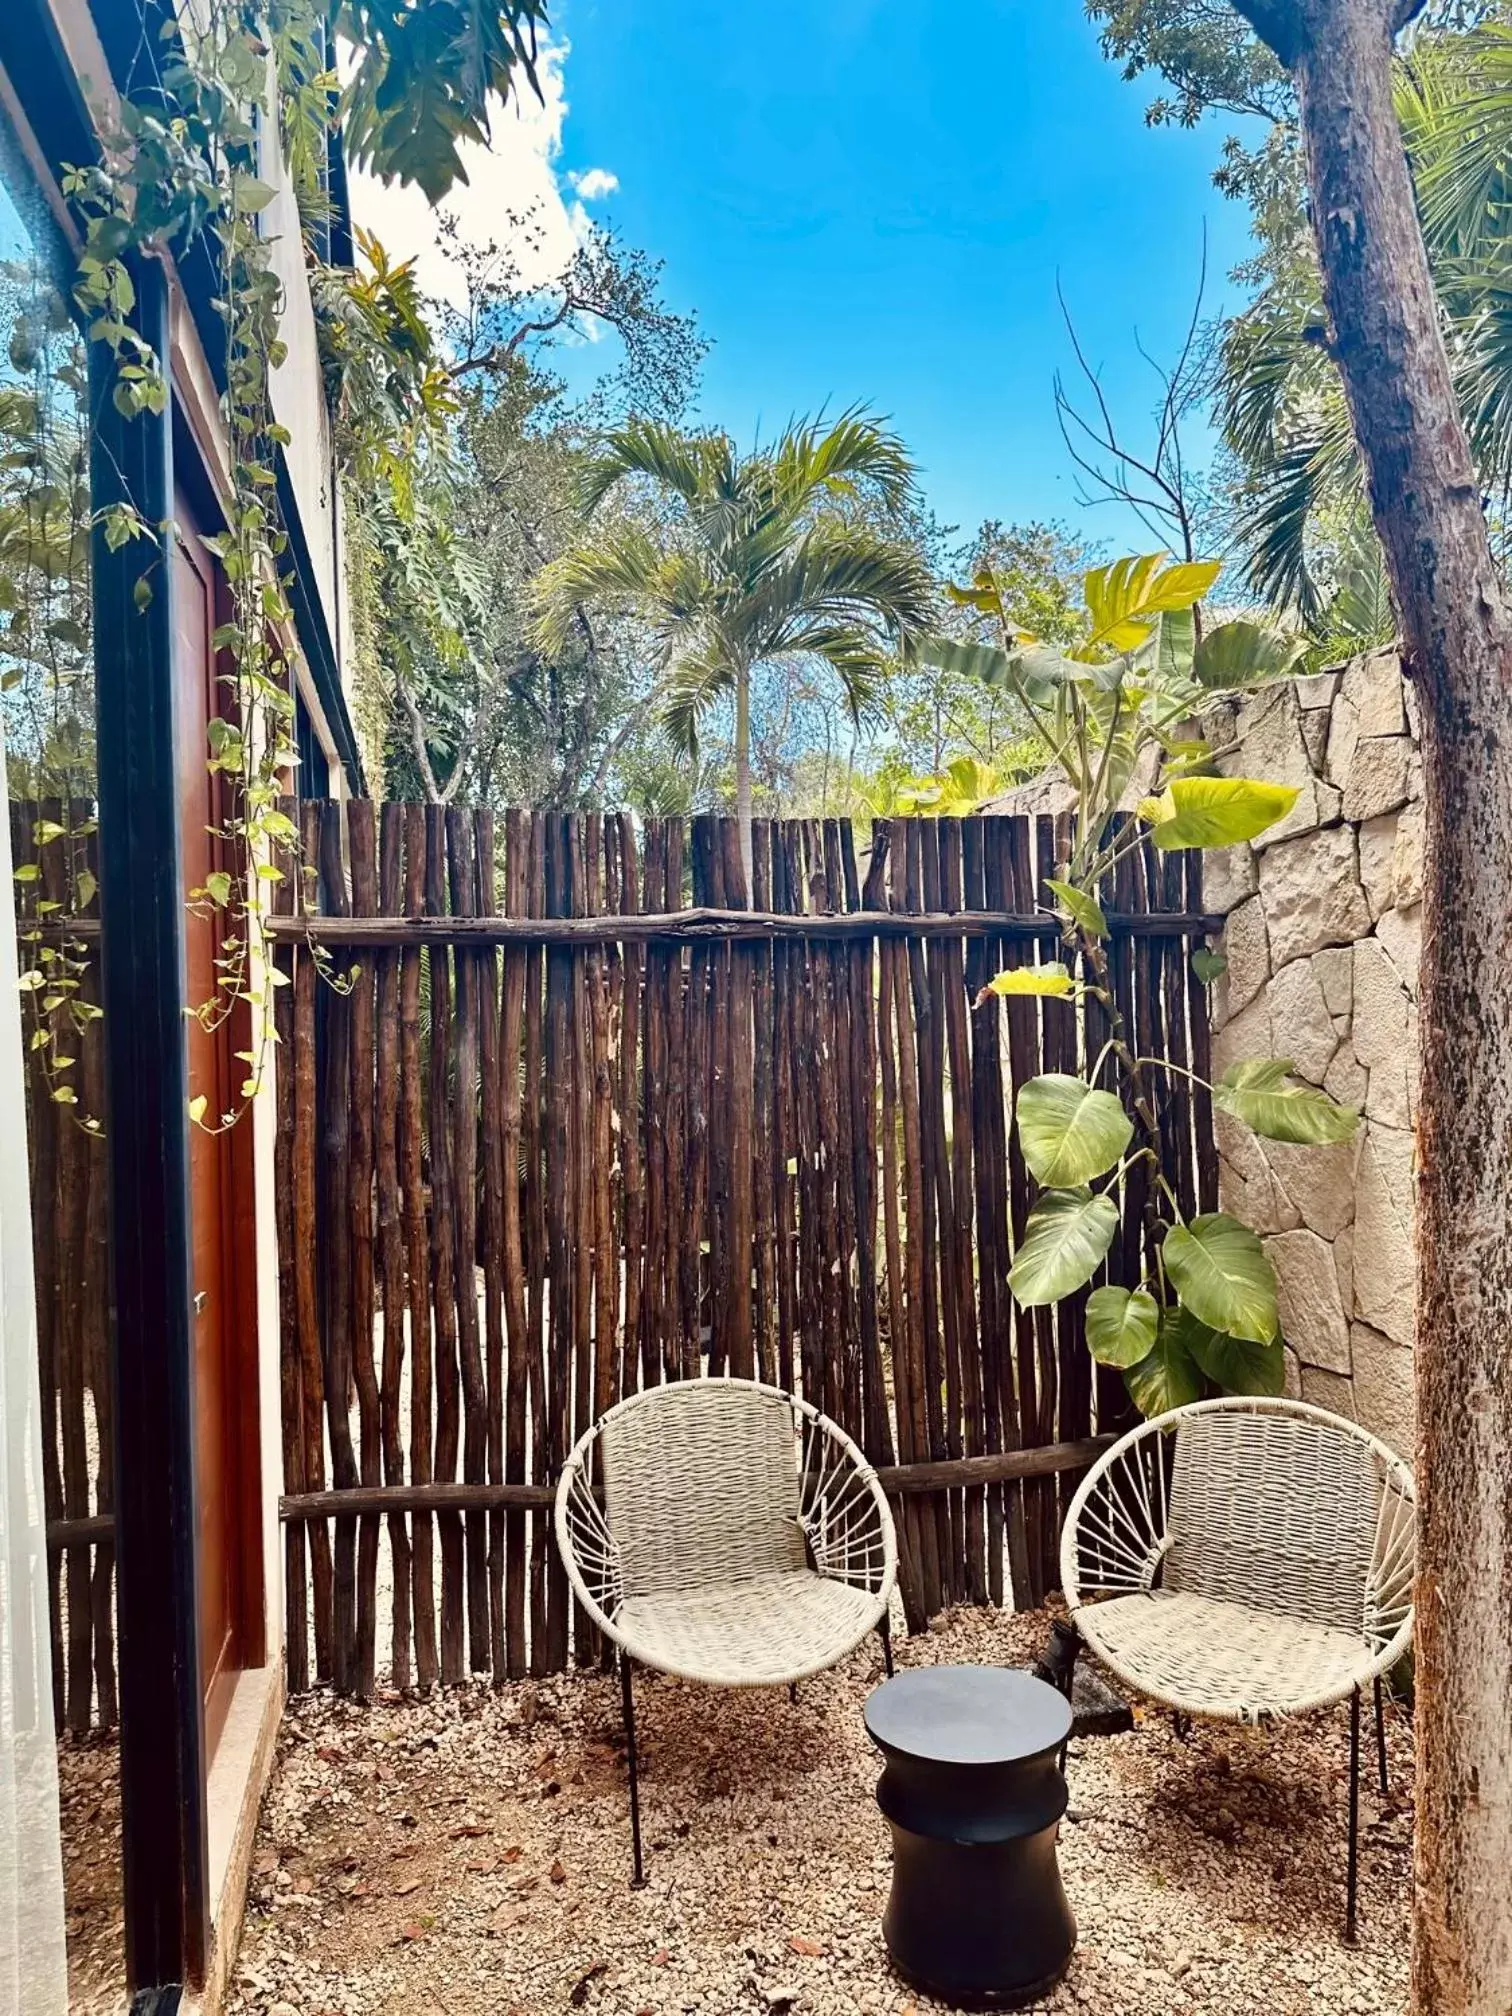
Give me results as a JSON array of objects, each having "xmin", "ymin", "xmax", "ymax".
[
  {"xmin": 1007, "ymin": 1187, "xmax": 1121, "ymax": 1307},
  {"xmin": 1214, "ymin": 1057, "xmax": 1361, "ymax": 1143},
  {"xmin": 1085, "ymin": 1285, "xmax": 1162, "ymax": 1369},
  {"xmin": 927, "ymin": 544, "xmax": 1353, "ymax": 1415},
  {"xmin": 1161, "ymin": 1213, "xmax": 1279, "ymax": 1345},
  {"xmin": 535, "ymin": 410, "xmax": 937, "ymax": 861},
  {"xmin": 1016, "ymin": 1073, "xmax": 1133, "ymax": 1189}
]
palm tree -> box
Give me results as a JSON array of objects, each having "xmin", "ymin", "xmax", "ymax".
[{"xmin": 533, "ymin": 410, "xmax": 936, "ymax": 886}]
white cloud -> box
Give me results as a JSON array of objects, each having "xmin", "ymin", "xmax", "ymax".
[{"xmin": 347, "ymin": 37, "xmax": 619, "ymax": 313}]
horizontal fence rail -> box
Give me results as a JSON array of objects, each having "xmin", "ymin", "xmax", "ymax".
[{"xmin": 272, "ymin": 803, "xmax": 1217, "ymax": 1698}]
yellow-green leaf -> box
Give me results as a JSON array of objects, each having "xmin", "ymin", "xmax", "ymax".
[
  {"xmin": 986, "ymin": 963, "xmax": 1077, "ymax": 999},
  {"xmin": 1044, "ymin": 877, "xmax": 1106, "ymax": 939},
  {"xmin": 1140, "ymin": 776, "xmax": 1300, "ymax": 850}
]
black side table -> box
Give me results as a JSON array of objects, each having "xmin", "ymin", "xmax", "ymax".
[{"xmin": 863, "ymin": 1665, "xmax": 1076, "ymax": 2009}]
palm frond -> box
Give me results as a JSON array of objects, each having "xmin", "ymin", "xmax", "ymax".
[
  {"xmin": 660, "ymin": 649, "xmax": 735, "ymax": 755},
  {"xmin": 771, "ymin": 618, "xmax": 890, "ymax": 719},
  {"xmin": 751, "ymin": 522, "xmax": 937, "ymax": 651},
  {"xmin": 573, "ymin": 416, "xmax": 723, "ymax": 516},
  {"xmin": 531, "ymin": 526, "xmax": 674, "ymax": 654},
  {"xmin": 772, "ymin": 408, "xmax": 916, "ymax": 516}
]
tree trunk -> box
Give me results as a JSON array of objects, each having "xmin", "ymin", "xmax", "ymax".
[
  {"xmin": 1230, "ymin": 2, "xmax": 1512, "ymax": 2006},
  {"xmin": 734, "ymin": 661, "xmax": 754, "ymax": 899}
]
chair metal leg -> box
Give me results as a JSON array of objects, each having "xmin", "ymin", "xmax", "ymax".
[
  {"xmin": 788, "ymin": 1681, "xmax": 799, "ymax": 1704},
  {"xmin": 1373, "ymin": 1676, "xmax": 1389, "ymax": 1798},
  {"xmin": 619, "ymin": 1654, "xmax": 645, "ymax": 1888},
  {"xmin": 880, "ymin": 1614, "xmax": 894, "ymax": 1678},
  {"xmin": 1346, "ymin": 1687, "xmax": 1361, "ymax": 1944}
]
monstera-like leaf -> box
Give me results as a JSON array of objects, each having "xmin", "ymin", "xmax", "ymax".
[
  {"xmin": 1008, "ymin": 1188, "xmax": 1120, "ymax": 1307},
  {"xmin": 1123, "ymin": 1309, "xmax": 1204, "ymax": 1417},
  {"xmin": 1085, "ymin": 1285, "xmax": 1161, "ymax": 1368},
  {"xmin": 1162, "ymin": 1213, "xmax": 1279, "ymax": 1345},
  {"xmin": 1016, "ymin": 1075, "xmax": 1133, "ymax": 1188},
  {"xmin": 1176, "ymin": 1309, "xmax": 1287, "ymax": 1397},
  {"xmin": 1077, "ymin": 553, "xmax": 1222, "ymax": 658},
  {"xmin": 1192, "ymin": 620, "xmax": 1310, "ymax": 691},
  {"xmin": 1215, "ymin": 1058, "xmax": 1360, "ymax": 1145},
  {"xmin": 1139, "ymin": 776, "xmax": 1300, "ymax": 850}
]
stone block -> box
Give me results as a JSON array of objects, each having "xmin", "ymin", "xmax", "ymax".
[
  {"xmin": 1335, "ymin": 1224, "xmax": 1354, "ymax": 1322},
  {"xmin": 1204, "ymin": 841, "xmax": 1258, "ymax": 918},
  {"xmin": 1295, "ymin": 670, "xmax": 1342, "ymax": 712},
  {"xmin": 1352, "ymin": 938, "xmax": 1411, "ymax": 1070},
  {"xmin": 1300, "ymin": 708, "xmax": 1330, "ymax": 770},
  {"xmin": 1351, "ymin": 1322, "xmax": 1415, "ymax": 1459},
  {"xmin": 1375, "ymin": 905, "xmax": 1421, "ymax": 997},
  {"xmin": 1219, "ymin": 1152, "xmax": 1303, "ymax": 1237},
  {"xmin": 1301, "ymin": 1366, "xmax": 1357, "ymax": 1418},
  {"xmin": 1325, "ymin": 1046, "xmax": 1368, "ymax": 1108},
  {"xmin": 1259, "ymin": 825, "xmax": 1373, "ymax": 965},
  {"xmin": 1313, "ymin": 946, "xmax": 1354, "ymax": 1020},
  {"xmin": 1325, "ymin": 689, "xmax": 1359, "ymax": 789},
  {"xmin": 1358, "ymin": 813, "xmax": 1399, "ymax": 921},
  {"xmin": 1342, "ymin": 649, "xmax": 1407, "ymax": 738},
  {"xmin": 1393, "ymin": 802, "xmax": 1424, "ymax": 908},
  {"xmin": 1230, "ymin": 686, "xmax": 1337, "ymax": 846},
  {"xmin": 1267, "ymin": 955, "xmax": 1339, "ymax": 1085},
  {"xmin": 1212, "ymin": 991, "xmax": 1272, "ymax": 1084},
  {"xmin": 1353, "ymin": 1125, "xmax": 1416, "ymax": 1346},
  {"xmin": 1265, "ymin": 1135, "xmax": 1360, "ymax": 1241},
  {"xmin": 1221, "ymin": 896, "xmax": 1270, "ymax": 1019},
  {"xmin": 1267, "ymin": 1227, "xmax": 1352, "ymax": 1371},
  {"xmin": 1283, "ymin": 1345, "xmax": 1303, "ymax": 1399},
  {"xmin": 1343, "ymin": 735, "xmax": 1412, "ymax": 823}
]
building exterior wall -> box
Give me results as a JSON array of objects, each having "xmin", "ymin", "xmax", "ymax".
[{"xmin": 1208, "ymin": 650, "xmax": 1421, "ymax": 1457}]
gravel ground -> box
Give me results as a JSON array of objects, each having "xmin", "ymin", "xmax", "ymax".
[{"xmin": 228, "ymin": 1604, "xmax": 1411, "ymax": 2016}]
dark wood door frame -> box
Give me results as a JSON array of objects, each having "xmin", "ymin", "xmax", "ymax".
[{"xmin": 92, "ymin": 255, "xmax": 210, "ymax": 1996}]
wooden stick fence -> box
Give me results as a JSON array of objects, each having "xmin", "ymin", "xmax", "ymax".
[
  {"xmin": 275, "ymin": 804, "xmax": 1217, "ymax": 1695},
  {"xmin": 10, "ymin": 801, "xmax": 116, "ymax": 1735}
]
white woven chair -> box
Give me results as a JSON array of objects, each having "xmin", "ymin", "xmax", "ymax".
[
  {"xmin": 555, "ymin": 1376, "xmax": 898, "ymax": 1881},
  {"xmin": 1059, "ymin": 1396, "xmax": 1416, "ymax": 1939}
]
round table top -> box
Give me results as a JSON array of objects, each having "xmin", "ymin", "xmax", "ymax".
[{"xmin": 863, "ymin": 1665, "xmax": 1072, "ymax": 1767}]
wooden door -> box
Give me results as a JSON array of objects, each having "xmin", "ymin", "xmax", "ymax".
[{"xmin": 173, "ymin": 491, "xmax": 264, "ymax": 1753}]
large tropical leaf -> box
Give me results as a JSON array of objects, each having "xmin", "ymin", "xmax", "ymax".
[
  {"xmin": 1176, "ymin": 1308, "xmax": 1287, "ymax": 1397},
  {"xmin": 1016, "ymin": 1075, "xmax": 1133, "ymax": 1188},
  {"xmin": 1139, "ymin": 775, "xmax": 1300, "ymax": 850},
  {"xmin": 1008, "ymin": 1188, "xmax": 1120, "ymax": 1308},
  {"xmin": 1215, "ymin": 1058, "xmax": 1360, "ymax": 1145},
  {"xmin": 985, "ymin": 962, "xmax": 1077, "ymax": 1000},
  {"xmin": 1044, "ymin": 877, "xmax": 1107, "ymax": 939},
  {"xmin": 1192, "ymin": 620, "xmax": 1310, "ymax": 691},
  {"xmin": 1078, "ymin": 553, "xmax": 1222, "ymax": 658},
  {"xmin": 1085, "ymin": 1285, "xmax": 1161, "ymax": 1369},
  {"xmin": 1162, "ymin": 1213, "xmax": 1279, "ymax": 1345},
  {"xmin": 1124, "ymin": 1311, "xmax": 1204, "ymax": 1418}
]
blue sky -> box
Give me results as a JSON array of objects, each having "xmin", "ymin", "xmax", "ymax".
[
  {"xmin": 551, "ymin": 1, "xmax": 1255, "ymax": 551},
  {"xmin": 357, "ymin": 3, "xmax": 1258, "ymax": 556}
]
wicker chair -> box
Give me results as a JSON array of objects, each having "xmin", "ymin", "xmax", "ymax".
[
  {"xmin": 555, "ymin": 1377, "xmax": 898, "ymax": 1881},
  {"xmin": 1059, "ymin": 1397, "xmax": 1416, "ymax": 1939}
]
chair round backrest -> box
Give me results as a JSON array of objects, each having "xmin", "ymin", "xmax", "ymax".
[
  {"xmin": 555, "ymin": 1376, "xmax": 898, "ymax": 1646},
  {"xmin": 1062, "ymin": 1397, "xmax": 1415, "ymax": 1670}
]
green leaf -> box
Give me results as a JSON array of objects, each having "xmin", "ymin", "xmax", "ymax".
[
  {"xmin": 1192, "ymin": 620, "xmax": 1309, "ymax": 691},
  {"xmin": 1045, "ymin": 877, "xmax": 1107, "ymax": 939},
  {"xmin": 1080, "ymin": 553, "xmax": 1221, "ymax": 655},
  {"xmin": 1176, "ymin": 1308, "xmax": 1287, "ymax": 1397},
  {"xmin": 1214, "ymin": 1057, "xmax": 1360, "ymax": 1144},
  {"xmin": 1154, "ymin": 604, "xmax": 1195, "ymax": 682},
  {"xmin": 1016, "ymin": 1074, "xmax": 1133, "ymax": 1187},
  {"xmin": 1162, "ymin": 1213, "xmax": 1279, "ymax": 1345},
  {"xmin": 1085, "ymin": 1285, "xmax": 1161, "ymax": 1368},
  {"xmin": 1008, "ymin": 1187, "xmax": 1120, "ymax": 1307},
  {"xmin": 1139, "ymin": 776, "xmax": 1300, "ymax": 850},
  {"xmin": 204, "ymin": 870, "xmax": 233, "ymax": 907},
  {"xmin": 1124, "ymin": 1310, "xmax": 1204, "ymax": 1417},
  {"xmin": 1192, "ymin": 947, "xmax": 1228, "ymax": 984},
  {"xmin": 986, "ymin": 962, "xmax": 1077, "ymax": 999},
  {"xmin": 233, "ymin": 175, "xmax": 277, "ymax": 214}
]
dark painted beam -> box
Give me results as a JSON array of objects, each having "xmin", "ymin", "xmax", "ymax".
[{"xmin": 92, "ymin": 252, "xmax": 209, "ymax": 1995}]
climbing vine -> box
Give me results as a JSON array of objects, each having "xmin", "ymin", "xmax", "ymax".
[{"xmin": 9, "ymin": 0, "xmax": 548, "ymax": 1127}]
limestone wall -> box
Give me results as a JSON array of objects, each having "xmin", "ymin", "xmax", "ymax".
[{"xmin": 1205, "ymin": 649, "xmax": 1421, "ymax": 1457}]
